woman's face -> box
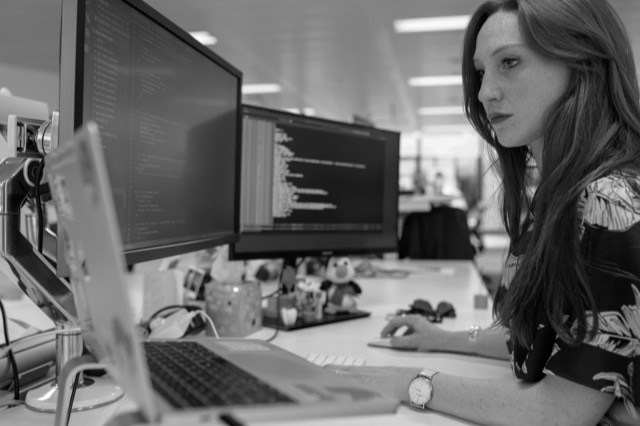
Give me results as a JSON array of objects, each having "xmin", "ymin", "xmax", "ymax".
[{"xmin": 473, "ymin": 11, "xmax": 570, "ymax": 161}]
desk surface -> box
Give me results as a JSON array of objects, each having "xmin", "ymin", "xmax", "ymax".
[
  {"xmin": 399, "ymin": 194, "xmax": 468, "ymax": 214},
  {"xmin": 0, "ymin": 259, "xmax": 509, "ymax": 426}
]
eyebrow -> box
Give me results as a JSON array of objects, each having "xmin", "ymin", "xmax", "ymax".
[{"xmin": 473, "ymin": 43, "xmax": 526, "ymax": 66}]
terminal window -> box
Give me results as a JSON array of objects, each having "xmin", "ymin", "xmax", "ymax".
[
  {"xmin": 241, "ymin": 112, "xmax": 386, "ymax": 234},
  {"xmin": 81, "ymin": 0, "xmax": 238, "ymax": 252}
]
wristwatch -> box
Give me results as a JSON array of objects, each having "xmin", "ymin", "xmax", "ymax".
[{"xmin": 408, "ymin": 368, "xmax": 438, "ymax": 409}]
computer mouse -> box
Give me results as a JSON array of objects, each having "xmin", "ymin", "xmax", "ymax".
[
  {"xmin": 367, "ymin": 325, "xmax": 414, "ymax": 349},
  {"xmin": 392, "ymin": 325, "xmax": 410, "ymax": 337}
]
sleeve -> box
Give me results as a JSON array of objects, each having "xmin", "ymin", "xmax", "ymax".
[{"xmin": 544, "ymin": 176, "xmax": 640, "ymax": 420}]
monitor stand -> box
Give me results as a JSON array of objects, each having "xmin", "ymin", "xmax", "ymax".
[
  {"xmin": 0, "ymin": 156, "xmax": 123, "ymax": 413},
  {"xmin": 262, "ymin": 256, "xmax": 371, "ymax": 331}
]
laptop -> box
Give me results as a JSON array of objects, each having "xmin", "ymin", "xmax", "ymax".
[{"xmin": 46, "ymin": 122, "xmax": 398, "ymax": 425}]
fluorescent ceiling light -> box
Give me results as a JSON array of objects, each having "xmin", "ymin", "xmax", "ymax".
[
  {"xmin": 242, "ymin": 84, "xmax": 282, "ymax": 95},
  {"xmin": 418, "ymin": 106, "xmax": 464, "ymax": 116},
  {"xmin": 409, "ymin": 75, "xmax": 462, "ymax": 87},
  {"xmin": 394, "ymin": 15, "xmax": 470, "ymax": 33},
  {"xmin": 189, "ymin": 31, "xmax": 217, "ymax": 46}
]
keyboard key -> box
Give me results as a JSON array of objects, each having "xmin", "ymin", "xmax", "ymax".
[
  {"xmin": 324, "ymin": 355, "xmax": 337, "ymax": 365},
  {"xmin": 305, "ymin": 353, "xmax": 366, "ymax": 367},
  {"xmin": 353, "ymin": 357, "xmax": 366, "ymax": 366}
]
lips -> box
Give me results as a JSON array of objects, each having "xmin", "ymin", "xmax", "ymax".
[{"xmin": 489, "ymin": 114, "xmax": 512, "ymax": 125}]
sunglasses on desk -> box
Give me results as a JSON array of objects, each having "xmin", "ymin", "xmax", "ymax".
[{"xmin": 389, "ymin": 299, "xmax": 456, "ymax": 323}]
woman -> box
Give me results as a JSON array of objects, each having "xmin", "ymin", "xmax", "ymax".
[{"xmin": 329, "ymin": 0, "xmax": 640, "ymax": 424}]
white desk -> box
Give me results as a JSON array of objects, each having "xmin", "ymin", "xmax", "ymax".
[
  {"xmin": 399, "ymin": 194, "xmax": 468, "ymax": 214},
  {"xmin": 0, "ymin": 259, "xmax": 510, "ymax": 426}
]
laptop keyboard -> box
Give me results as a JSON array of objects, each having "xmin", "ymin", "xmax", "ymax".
[{"xmin": 143, "ymin": 340, "xmax": 294, "ymax": 408}]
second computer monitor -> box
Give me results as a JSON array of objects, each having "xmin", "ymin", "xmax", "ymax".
[{"xmin": 230, "ymin": 105, "xmax": 400, "ymax": 261}]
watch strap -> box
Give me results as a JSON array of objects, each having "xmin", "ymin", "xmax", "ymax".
[{"xmin": 418, "ymin": 368, "xmax": 438, "ymax": 380}]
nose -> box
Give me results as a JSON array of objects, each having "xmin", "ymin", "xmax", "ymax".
[{"xmin": 477, "ymin": 72, "xmax": 502, "ymax": 105}]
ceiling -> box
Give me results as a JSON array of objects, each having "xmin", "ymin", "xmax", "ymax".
[{"xmin": 2, "ymin": 0, "xmax": 640, "ymax": 136}]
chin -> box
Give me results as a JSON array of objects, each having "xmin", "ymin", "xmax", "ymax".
[{"xmin": 495, "ymin": 135, "xmax": 527, "ymax": 150}]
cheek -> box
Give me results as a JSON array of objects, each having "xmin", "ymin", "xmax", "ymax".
[
  {"xmin": 537, "ymin": 69, "xmax": 570, "ymax": 115},
  {"xmin": 521, "ymin": 79, "xmax": 560, "ymax": 125},
  {"xmin": 496, "ymin": 116, "xmax": 537, "ymax": 148}
]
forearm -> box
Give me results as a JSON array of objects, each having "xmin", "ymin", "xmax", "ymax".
[
  {"xmin": 427, "ymin": 373, "xmax": 614, "ymax": 426},
  {"xmin": 434, "ymin": 326, "xmax": 508, "ymax": 360}
]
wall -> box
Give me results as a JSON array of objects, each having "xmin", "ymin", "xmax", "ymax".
[{"xmin": 0, "ymin": 63, "xmax": 58, "ymax": 110}]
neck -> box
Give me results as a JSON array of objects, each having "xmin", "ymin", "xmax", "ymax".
[{"xmin": 528, "ymin": 141, "xmax": 543, "ymax": 171}]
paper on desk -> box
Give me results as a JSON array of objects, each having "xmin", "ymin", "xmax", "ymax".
[
  {"xmin": 254, "ymin": 414, "xmax": 402, "ymax": 426},
  {"xmin": 404, "ymin": 266, "xmax": 455, "ymax": 276}
]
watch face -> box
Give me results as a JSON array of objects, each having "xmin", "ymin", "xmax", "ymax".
[{"xmin": 408, "ymin": 376, "xmax": 433, "ymax": 407}]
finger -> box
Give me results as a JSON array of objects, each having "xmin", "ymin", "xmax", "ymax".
[
  {"xmin": 403, "ymin": 314, "xmax": 431, "ymax": 331},
  {"xmin": 380, "ymin": 321, "xmax": 404, "ymax": 337},
  {"xmin": 390, "ymin": 335, "xmax": 418, "ymax": 350},
  {"xmin": 380, "ymin": 315, "xmax": 416, "ymax": 336}
]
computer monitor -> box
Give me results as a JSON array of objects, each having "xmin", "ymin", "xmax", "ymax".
[
  {"xmin": 57, "ymin": 0, "xmax": 242, "ymax": 275},
  {"xmin": 230, "ymin": 104, "xmax": 400, "ymax": 266}
]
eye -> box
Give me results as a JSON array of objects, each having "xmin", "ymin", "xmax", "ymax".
[
  {"xmin": 501, "ymin": 57, "xmax": 519, "ymax": 70},
  {"xmin": 475, "ymin": 68, "xmax": 485, "ymax": 80}
]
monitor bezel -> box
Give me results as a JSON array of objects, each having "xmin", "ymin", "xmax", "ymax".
[
  {"xmin": 229, "ymin": 104, "xmax": 400, "ymax": 261},
  {"xmin": 58, "ymin": 0, "xmax": 243, "ymax": 273}
]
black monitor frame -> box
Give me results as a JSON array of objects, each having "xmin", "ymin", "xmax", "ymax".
[
  {"xmin": 230, "ymin": 104, "xmax": 400, "ymax": 262},
  {"xmin": 58, "ymin": 0, "xmax": 242, "ymax": 275}
]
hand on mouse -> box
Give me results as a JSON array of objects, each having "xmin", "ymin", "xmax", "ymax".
[{"xmin": 380, "ymin": 314, "xmax": 449, "ymax": 352}]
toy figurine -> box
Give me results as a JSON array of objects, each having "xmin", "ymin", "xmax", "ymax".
[
  {"xmin": 295, "ymin": 278, "xmax": 325, "ymax": 322},
  {"xmin": 320, "ymin": 256, "xmax": 362, "ymax": 314}
]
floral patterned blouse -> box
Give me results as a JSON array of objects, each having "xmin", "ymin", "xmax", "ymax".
[{"xmin": 497, "ymin": 173, "xmax": 640, "ymax": 421}]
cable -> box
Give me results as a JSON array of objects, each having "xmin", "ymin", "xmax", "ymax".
[
  {"xmin": 34, "ymin": 158, "xmax": 45, "ymax": 254},
  {"xmin": 264, "ymin": 323, "xmax": 279, "ymax": 343},
  {"xmin": 65, "ymin": 372, "xmax": 81, "ymax": 426},
  {"xmin": 0, "ymin": 300, "xmax": 20, "ymax": 400},
  {"xmin": 263, "ymin": 290, "xmax": 281, "ymax": 343},
  {"xmin": 148, "ymin": 304, "xmax": 188, "ymax": 321},
  {"xmin": 197, "ymin": 311, "xmax": 219, "ymax": 339},
  {"xmin": 0, "ymin": 399, "xmax": 25, "ymax": 411}
]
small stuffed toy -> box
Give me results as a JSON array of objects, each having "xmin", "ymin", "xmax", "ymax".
[{"xmin": 320, "ymin": 256, "xmax": 362, "ymax": 314}]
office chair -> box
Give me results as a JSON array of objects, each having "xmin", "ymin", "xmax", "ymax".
[
  {"xmin": 399, "ymin": 205, "xmax": 501, "ymax": 298},
  {"xmin": 398, "ymin": 206, "xmax": 476, "ymax": 260}
]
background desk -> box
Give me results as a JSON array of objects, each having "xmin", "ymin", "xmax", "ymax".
[
  {"xmin": 399, "ymin": 194, "xmax": 468, "ymax": 214},
  {"xmin": 0, "ymin": 259, "xmax": 510, "ymax": 426}
]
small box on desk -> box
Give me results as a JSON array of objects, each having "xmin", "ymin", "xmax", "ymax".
[{"xmin": 204, "ymin": 281, "xmax": 262, "ymax": 337}]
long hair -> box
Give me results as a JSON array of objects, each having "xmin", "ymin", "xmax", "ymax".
[{"xmin": 462, "ymin": 0, "xmax": 640, "ymax": 347}]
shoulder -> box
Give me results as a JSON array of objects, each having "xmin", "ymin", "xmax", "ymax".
[{"xmin": 579, "ymin": 172, "xmax": 640, "ymax": 232}]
